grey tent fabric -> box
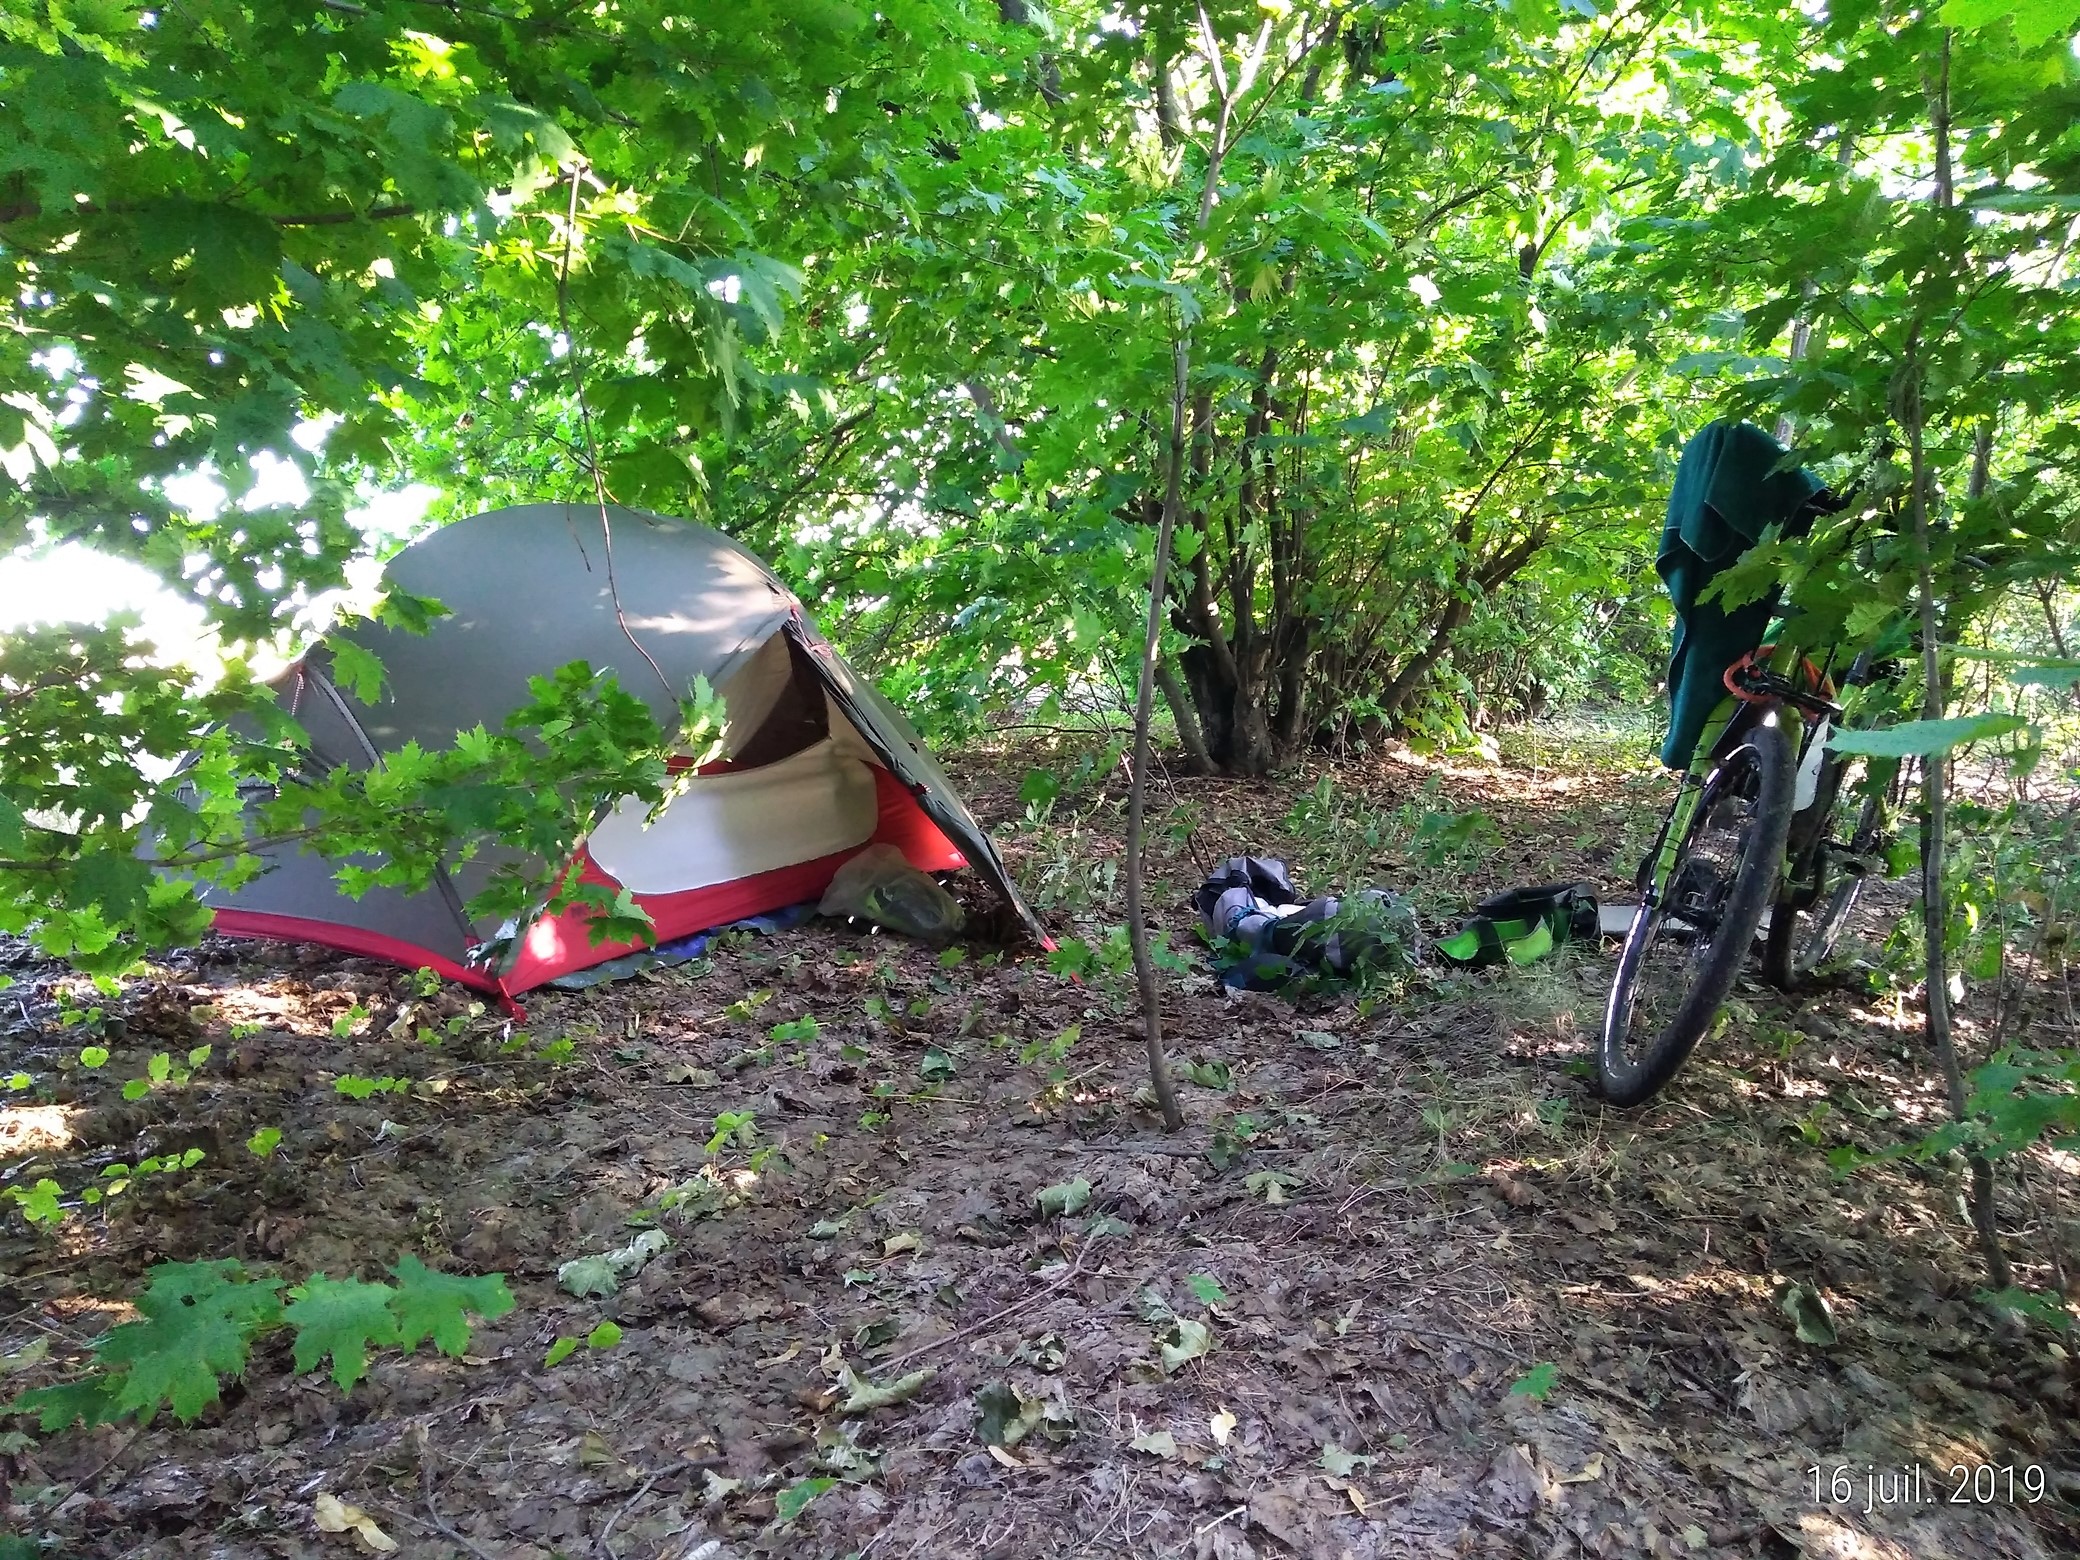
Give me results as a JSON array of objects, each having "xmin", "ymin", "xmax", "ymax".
[
  {"xmin": 210, "ymin": 839, "xmax": 476, "ymax": 962},
  {"xmin": 331, "ymin": 504, "xmax": 799, "ymax": 748},
  {"xmin": 193, "ymin": 503, "xmax": 1046, "ymax": 983}
]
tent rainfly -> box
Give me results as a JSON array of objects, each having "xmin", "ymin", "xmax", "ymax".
[{"xmin": 194, "ymin": 503, "xmax": 1045, "ymax": 998}]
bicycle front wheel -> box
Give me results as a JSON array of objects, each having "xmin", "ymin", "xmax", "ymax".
[{"xmin": 1600, "ymin": 714, "xmax": 1797, "ymax": 1107}]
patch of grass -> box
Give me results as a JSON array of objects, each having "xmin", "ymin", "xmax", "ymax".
[
  {"xmin": 1496, "ymin": 704, "xmax": 1663, "ymax": 775},
  {"xmin": 1482, "ymin": 950, "xmax": 1600, "ymax": 1043}
]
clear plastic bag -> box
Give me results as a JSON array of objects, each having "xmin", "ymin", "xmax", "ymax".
[{"xmin": 818, "ymin": 843, "xmax": 967, "ymax": 945}]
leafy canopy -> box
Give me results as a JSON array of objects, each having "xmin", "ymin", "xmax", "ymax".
[{"xmin": 2, "ymin": 0, "xmax": 2076, "ymax": 961}]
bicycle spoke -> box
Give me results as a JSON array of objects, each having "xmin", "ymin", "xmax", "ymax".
[
  {"xmin": 1612, "ymin": 778, "xmax": 1755, "ymax": 1064},
  {"xmin": 1601, "ymin": 715, "xmax": 1799, "ymax": 1107},
  {"xmin": 1779, "ymin": 764, "xmax": 1884, "ymax": 982}
]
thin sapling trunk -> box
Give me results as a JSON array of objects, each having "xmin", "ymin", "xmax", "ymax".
[
  {"xmin": 1125, "ymin": 336, "xmax": 1192, "ymax": 1134},
  {"xmin": 1123, "ymin": 3, "xmax": 1277, "ymax": 1130},
  {"xmin": 1909, "ymin": 34, "xmax": 2010, "ymax": 1289}
]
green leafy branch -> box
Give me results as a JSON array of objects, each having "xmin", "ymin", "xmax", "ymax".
[
  {"xmin": 1831, "ymin": 1047, "xmax": 2080, "ymax": 1179},
  {"xmin": 246, "ymin": 661, "xmax": 725, "ymax": 945},
  {"xmin": 9, "ymin": 1256, "xmax": 513, "ymax": 1431},
  {"xmin": 4, "ymin": 1148, "xmax": 208, "ymax": 1231},
  {"xmin": 2, "ymin": 643, "xmax": 724, "ymax": 974}
]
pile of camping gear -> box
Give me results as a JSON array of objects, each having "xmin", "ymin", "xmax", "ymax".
[{"xmin": 1194, "ymin": 855, "xmax": 1599, "ymax": 993}]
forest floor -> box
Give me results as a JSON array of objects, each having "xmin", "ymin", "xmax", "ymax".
[{"xmin": 3, "ymin": 711, "xmax": 2077, "ymax": 1560}]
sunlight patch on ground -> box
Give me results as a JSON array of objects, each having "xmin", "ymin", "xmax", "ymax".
[
  {"xmin": 1871, "ymin": 1080, "xmax": 1957, "ymax": 1130},
  {"xmin": 1379, "ymin": 743, "xmax": 1507, "ymax": 785},
  {"xmin": 45, "ymin": 1294, "xmax": 139, "ymax": 1324},
  {"xmin": 1787, "ymin": 1510, "xmax": 1921, "ymax": 1559},
  {"xmin": 1847, "ymin": 1001, "xmax": 1920, "ymax": 1033},
  {"xmin": 209, "ymin": 989, "xmax": 298, "ymax": 1019},
  {"xmin": 0, "ymin": 1104, "xmax": 78, "ymax": 1156},
  {"xmin": 1557, "ymin": 1264, "xmax": 1773, "ymax": 1317}
]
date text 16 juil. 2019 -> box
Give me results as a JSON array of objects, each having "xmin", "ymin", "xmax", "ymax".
[{"xmin": 1807, "ymin": 1463, "xmax": 2048, "ymax": 1513}]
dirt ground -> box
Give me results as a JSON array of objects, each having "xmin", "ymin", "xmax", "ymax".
[{"xmin": 3, "ymin": 723, "xmax": 2076, "ymax": 1559}]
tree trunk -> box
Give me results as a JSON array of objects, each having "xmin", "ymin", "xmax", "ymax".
[
  {"xmin": 1153, "ymin": 52, "xmax": 1182, "ymax": 149},
  {"xmin": 1146, "ymin": 17, "xmax": 1344, "ymax": 778},
  {"xmin": 1156, "ymin": 654, "xmax": 1214, "ymax": 774},
  {"xmin": 1270, "ymin": 613, "xmax": 1314, "ymax": 752},
  {"xmin": 1913, "ymin": 474, "xmax": 2012, "ymax": 1290},
  {"xmin": 1124, "ymin": 11, "xmax": 1285, "ymax": 1125},
  {"xmin": 1177, "ymin": 642, "xmax": 1277, "ymax": 773},
  {"xmin": 1911, "ymin": 33, "xmax": 2010, "ymax": 1291},
  {"xmin": 997, "ymin": 0, "xmax": 1062, "ymax": 102},
  {"xmin": 2036, "ymin": 582, "xmax": 2070, "ymax": 661},
  {"xmin": 1174, "ymin": 385, "xmax": 1277, "ymax": 773},
  {"xmin": 1374, "ymin": 598, "xmax": 1471, "ymax": 728},
  {"xmin": 1364, "ymin": 438, "xmax": 1554, "ymax": 734},
  {"xmin": 1773, "ymin": 294, "xmax": 1815, "ymax": 446}
]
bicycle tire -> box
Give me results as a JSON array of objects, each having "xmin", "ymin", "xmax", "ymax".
[
  {"xmin": 1600, "ymin": 714, "xmax": 1797, "ymax": 1107},
  {"xmin": 1762, "ymin": 785, "xmax": 1884, "ymax": 989}
]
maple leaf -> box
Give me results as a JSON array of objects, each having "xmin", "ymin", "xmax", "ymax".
[
  {"xmin": 99, "ymin": 1314, "xmax": 247, "ymax": 1423},
  {"xmin": 389, "ymin": 1254, "xmax": 515, "ymax": 1356},
  {"xmin": 11, "ymin": 1375, "xmax": 121, "ymax": 1433},
  {"xmin": 136, "ymin": 1258, "xmax": 268, "ymax": 1309},
  {"xmin": 95, "ymin": 1261, "xmax": 283, "ymax": 1424},
  {"xmin": 285, "ymin": 1275, "xmax": 401, "ymax": 1390}
]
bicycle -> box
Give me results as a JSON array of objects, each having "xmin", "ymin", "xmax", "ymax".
[
  {"xmin": 1761, "ymin": 706, "xmax": 1912, "ymax": 992},
  {"xmin": 1598, "ymin": 644, "xmax": 1902, "ymax": 1106}
]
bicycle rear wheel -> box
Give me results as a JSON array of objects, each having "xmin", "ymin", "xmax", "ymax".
[
  {"xmin": 1763, "ymin": 779, "xmax": 1884, "ymax": 990},
  {"xmin": 1600, "ymin": 714, "xmax": 1797, "ymax": 1107}
]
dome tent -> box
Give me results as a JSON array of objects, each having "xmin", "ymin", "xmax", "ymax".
[{"xmin": 197, "ymin": 503, "xmax": 1045, "ymax": 998}]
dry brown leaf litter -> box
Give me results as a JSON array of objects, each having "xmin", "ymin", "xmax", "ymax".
[{"xmin": 0, "ymin": 736, "xmax": 2073, "ymax": 1558}]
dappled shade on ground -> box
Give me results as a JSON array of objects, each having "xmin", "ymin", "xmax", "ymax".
[{"xmin": 1, "ymin": 728, "xmax": 2074, "ymax": 1558}]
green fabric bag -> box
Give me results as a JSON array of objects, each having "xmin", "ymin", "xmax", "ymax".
[
  {"xmin": 1658, "ymin": 420, "xmax": 1826, "ymax": 769},
  {"xmin": 1433, "ymin": 883, "xmax": 1597, "ymax": 969}
]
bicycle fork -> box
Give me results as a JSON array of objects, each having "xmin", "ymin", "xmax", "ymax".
[{"xmin": 1637, "ymin": 775, "xmax": 1707, "ymax": 905}]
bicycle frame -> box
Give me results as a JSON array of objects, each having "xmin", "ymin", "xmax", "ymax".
[{"xmin": 1639, "ymin": 642, "xmax": 1827, "ymax": 907}]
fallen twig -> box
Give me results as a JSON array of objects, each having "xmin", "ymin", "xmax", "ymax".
[
  {"xmin": 413, "ymin": 1427, "xmax": 502, "ymax": 1560},
  {"xmin": 1194, "ymin": 1505, "xmax": 1249, "ymax": 1540},
  {"xmin": 598, "ymin": 1467, "xmax": 670, "ymax": 1559},
  {"xmin": 1380, "ymin": 1319, "xmax": 1532, "ymax": 1366},
  {"xmin": 371, "ymin": 1500, "xmax": 501, "ymax": 1560},
  {"xmin": 41, "ymin": 1427, "xmax": 141, "ymax": 1510},
  {"xmin": 879, "ymin": 1239, "xmax": 1104, "ymax": 1372}
]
